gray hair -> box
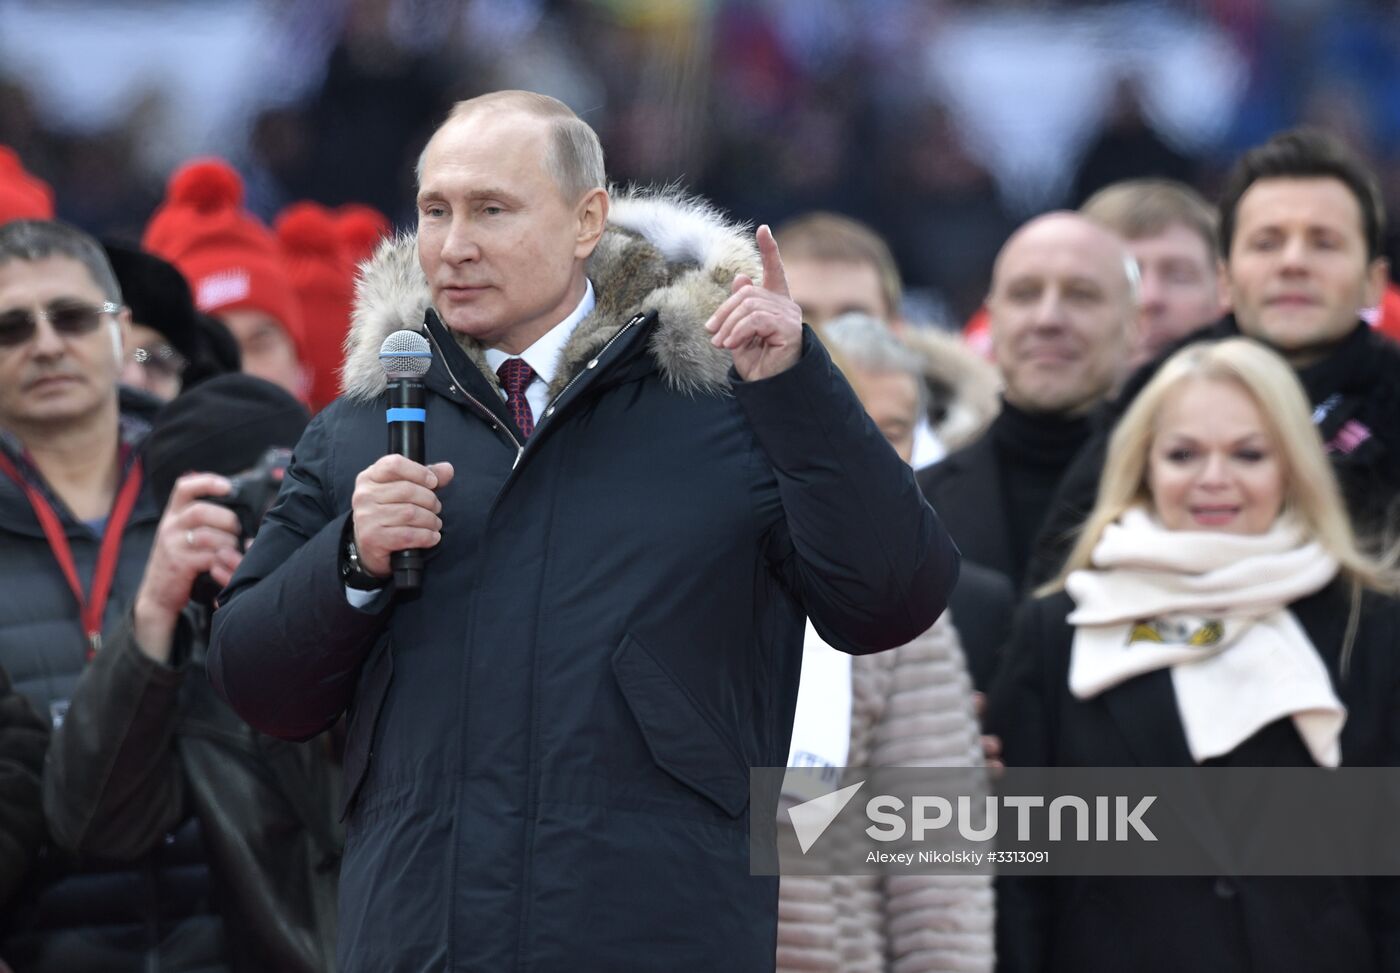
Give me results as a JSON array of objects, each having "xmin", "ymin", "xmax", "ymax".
[
  {"xmin": 822, "ymin": 312, "xmax": 929, "ymax": 414},
  {"xmin": 0, "ymin": 220, "xmax": 122, "ymax": 303},
  {"xmin": 416, "ymin": 90, "xmax": 606, "ymax": 202},
  {"xmin": 824, "ymin": 313, "xmax": 925, "ymax": 377}
]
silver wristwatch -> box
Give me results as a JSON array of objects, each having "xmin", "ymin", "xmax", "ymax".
[{"xmin": 341, "ymin": 532, "xmax": 388, "ymax": 591}]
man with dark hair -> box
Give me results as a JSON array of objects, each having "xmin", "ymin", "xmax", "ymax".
[
  {"xmin": 1033, "ymin": 128, "xmax": 1400, "ymax": 586},
  {"xmin": 0, "ymin": 219, "xmax": 171, "ymax": 967},
  {"xmin": 1081, "ymin": 178, "xmax": 1227, "ymax": 368},
  {"xmin": 1216, "ymin": 129, "xmax": 1389, "ymax": 366},
  {"xmin": 1217, "ymin": 129, "xmax": 1388, "ymax": 290},
  {"xmin": 0, "ymin": 219, "xmax": 157, "ymax": 708}
]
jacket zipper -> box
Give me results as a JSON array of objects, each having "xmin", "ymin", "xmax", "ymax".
[
  {"xmin": 426, "ymin": 313, "xmax": 646, "ymax": 469},
  {"xmin": 422, "ymin": 326, "xmax": 524, "ymax": 465},
  {"xmin": 536, "ymin": 313, "xmax": 647, "ymax": 427}
]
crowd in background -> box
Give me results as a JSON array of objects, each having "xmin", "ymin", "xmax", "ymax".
[
  {"xmin": 6, "ymin": 0, "xmax": 1400, "ymax": 328},
  {"xmin": 2, "ymin": 2, "xmax": 1400, "ymax": 972}
]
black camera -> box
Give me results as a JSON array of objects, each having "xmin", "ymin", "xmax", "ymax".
[{"xmin": 209, "ymin": 446, "xmax": 293, "ymax": 541}]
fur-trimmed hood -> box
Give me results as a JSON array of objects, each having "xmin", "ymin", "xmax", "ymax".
[
  {"xmin": 898, "ymin": 326, "xmax": 1001, "ymax": 453},
  {"xmin": 340, "ymin": 188, "xmax": 762, "ymax": 403}
]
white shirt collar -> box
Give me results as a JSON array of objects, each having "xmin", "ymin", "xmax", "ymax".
[{"xmin": 483, "ymin": 279, "xmax": 595, "ymax": 387}]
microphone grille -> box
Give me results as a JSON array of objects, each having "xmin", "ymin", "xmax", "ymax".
[{"xmin": 379, "ymin": 329, "xmax": 432, "ymax": 379}]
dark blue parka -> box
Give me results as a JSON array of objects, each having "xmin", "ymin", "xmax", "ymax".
[{"xmin": 208, "ymin": 191, "xmax": 959, "ymax": 972}]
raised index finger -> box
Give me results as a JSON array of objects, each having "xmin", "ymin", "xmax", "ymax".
[{"xmin": 756, "ymin": 224, "xmax": 788, "ymax": 298}]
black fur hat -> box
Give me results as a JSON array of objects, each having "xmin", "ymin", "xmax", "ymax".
[{"xmin": 102, "ymin": 240, "xmax": 202, "ymax": 365}]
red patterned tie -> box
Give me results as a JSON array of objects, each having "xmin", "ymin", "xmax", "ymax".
[{"xmin": 497, "ymin": 358, "xmax": 536, "ymax": 438}]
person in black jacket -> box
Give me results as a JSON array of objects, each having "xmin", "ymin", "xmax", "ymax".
[
  {"xmin": 0, "ymin": 665, "xmax": 46, "ymax": 913},
  {"xmin": 1032, "ymin": 128, "xmax": 1400, "ymax": 589},
  {"xmin": 0, "ymin": 219, "xmax": 162, "ymax": 718},
  {"xmin": 918, "ymin": 211, "xmax": 1139, "ymax": 595},
  {"xmin": 989, "ymin": 338, "xmax": 1400, "ymax": 973},
  {"xmin": 0, "ymin": 219, "xmax": 181, "ymax": 969},
  {"xmin": 43, "ymin": 374, "xmax": 340, "ymax": 973},
  {"xmin": 207, "ymin": 90, "xmax": 958, "ymax": 972}
]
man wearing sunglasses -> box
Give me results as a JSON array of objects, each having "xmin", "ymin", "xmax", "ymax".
[{"xmin": 0, "ymin": 219, "xmax": 175, "ymax": 970}]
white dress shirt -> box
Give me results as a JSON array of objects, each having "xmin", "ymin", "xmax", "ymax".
[
  {"xmin": 483, "ymin": 279, "xmax": 596, "ymax": 425},
  {"xmin": 910, "ymin": 413, "xmax": 947, "ymax": 469}
]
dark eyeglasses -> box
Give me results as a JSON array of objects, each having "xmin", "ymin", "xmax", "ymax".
[{"xmin": 0, "ymin": 300, "xmax": 122, "ymax": 348}]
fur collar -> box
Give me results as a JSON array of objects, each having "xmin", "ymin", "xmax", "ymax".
[
  {"xmin": 340, "ymin": 188, "xmax": 761, "ymax": 403},
  {"xmin": 897, "ymin": 326, "xmax": 1001, "ymax": 453}
]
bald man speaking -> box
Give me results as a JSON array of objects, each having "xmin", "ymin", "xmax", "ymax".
[{"xmin": 209, "ymin": 91, "xmax": 958, "ymax": 972}]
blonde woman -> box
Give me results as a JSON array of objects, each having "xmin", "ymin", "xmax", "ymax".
[{"xmin": 987, "ymin": 338, "xmax": 1400, "ymax": 973}]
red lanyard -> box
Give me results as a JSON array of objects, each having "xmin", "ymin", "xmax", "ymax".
[{"xmin": 0, "ymin": 449, "xmax": 144, "ymax": 659}]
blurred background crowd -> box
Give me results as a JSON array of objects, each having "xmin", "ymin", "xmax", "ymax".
[{"xmin": 6, "ymin": 0, "xmax": 1400, "ymax": 329}]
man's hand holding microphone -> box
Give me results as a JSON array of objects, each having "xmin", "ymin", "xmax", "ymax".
[
  {"xmin": 348, "ymin": 457, "xmax": 455, "ymax": 581},
  {"xmin": 343, "ymin": 329, "xmax": 451, "ymax": 590}
]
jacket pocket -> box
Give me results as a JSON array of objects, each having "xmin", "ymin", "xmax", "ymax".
[
  {"xmin": 610, "ymin": 633, "xmax": 749, "ymax": 818},
  {"xmin": 340, "ymin": 634, "xmax": 394, "ymax": 821}
]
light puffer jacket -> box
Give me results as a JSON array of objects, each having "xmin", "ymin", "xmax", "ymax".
[{"xmin": 778, "ymin": 614, "xmax": 994, "ymax": 973}]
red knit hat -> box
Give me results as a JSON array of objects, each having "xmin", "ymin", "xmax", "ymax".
[
  {"xmin": 277, "ymin": 202, "xmax": 354, "ymax": 411},
  {"xmin": 143, "ymin": 159, "xmax": 304, "ymax": 357},
  {"xmin": 0, "ymin": 146, "xmax": 55, "ymax": 223},
  {"xmin": 334, "ymin": 203, "xmax": 392, "ymax": 269}
]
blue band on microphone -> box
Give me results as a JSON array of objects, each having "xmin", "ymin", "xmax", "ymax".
[{"xmin": 386, "ymin": 408, "xmax": 427, "ymax": 423}]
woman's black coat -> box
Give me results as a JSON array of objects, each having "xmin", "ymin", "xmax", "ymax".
[{"xmin": 987, "ymin": 582, "xmax": 1400, "ymax": 973}]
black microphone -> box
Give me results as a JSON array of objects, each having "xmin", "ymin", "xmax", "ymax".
[{"xmin": 379, "ymin": 330, "xmax": 433, "ymax": 590}]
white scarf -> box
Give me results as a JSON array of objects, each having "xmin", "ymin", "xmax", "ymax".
[{"xmin": 1067, "ymin": 507, "xmax": 1346, "ymax": 766}]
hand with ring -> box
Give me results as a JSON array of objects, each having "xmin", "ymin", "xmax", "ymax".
[{"xmin": 133, "ymin": 474, "xmax": 242, "ymax": 663}]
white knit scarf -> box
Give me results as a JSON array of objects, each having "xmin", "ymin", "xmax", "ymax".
[{"xmin": 1066, "ymin": 506, "xmax": 1346, "ymax": 766}]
